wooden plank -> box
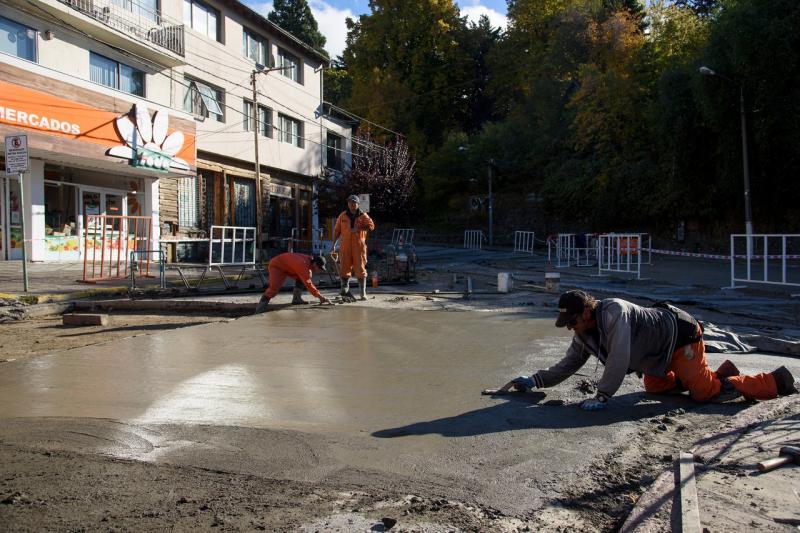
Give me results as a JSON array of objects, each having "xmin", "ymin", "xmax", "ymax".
[{"xmin": 678, "ymin": 452, "xmax": 702, "ymax": 533}]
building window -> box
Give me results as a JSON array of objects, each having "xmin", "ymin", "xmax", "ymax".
[
  {"xmin": 178, "ymin": 176, "xmax": 199, "ymax": 228},
  {"xmin": 0, "ymin": 16, "xmax": 37, "ymax": 62},
  {"xmin": 279, "ymin": 114, "xmax": 302, "ymax": 148},
  {"xmin": 184, "ymin": 77, "xmax": 224, "ymax": 122},
  {"xmin": 242, "ymin": 29, "xmax": 267, "ymax": 65},
  {"xmin": 90, "ymin": 52, "xmax": 144, "ymax": 96},
  {"xmin": 243, "ymin": 99, "xmax": 254, "ymax": 131},
  {"xmin": 114, "ymin": 0, "xmax": 158, "ymax": 22},
  {"xmin": 258, "ymin": 105, "xmax": 272, "ymax": 137},
  {"xmin": 183, "ymin": 0, "xmax": 220, "ymax": 42},
  {"xmin": 277, "ymin": 47, "xmax": 301, "ymax": 84},
  {"xmin": 327, "ymin": 132, "xmax": 343, "ymax": 171}
]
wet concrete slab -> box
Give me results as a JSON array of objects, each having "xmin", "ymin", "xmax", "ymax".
[{"xmin": 0, "ymin": 307, "xmax": 758, "ymax": 513}]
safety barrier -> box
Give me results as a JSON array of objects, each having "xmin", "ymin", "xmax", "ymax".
[
  {"xmin": 391, "ymin": 228, "xmax": 415, "ymax": 246},
  {"xmin": 514, "ymin": 231, "xmax": 535, "ymax": 254},
  {"xmin": 82, "ymin": 215, "xmax": 153, "ymax": 283},
  {"xmin": 130, "ymin": 249, "xmax": 166, "ymax": 290},
  {"xmin": 548, "ymin": 233, "xmax": 595, "ymax": 267},
  {"xmin": 597, "ymin": 233, "xmax": 642, "ymax": 279},
  {"xmin": 209, "ymin": 225, "xmax": 256, "ymax": 266},
  {"xmin": 464, "ymin": 230, "xmax": 485, "ymax": 250},
  {"xmin": 160, "ymin": 225, "xmax": 265, "ymax": 291},
  {"xmin": 729, "ymin": 234, "xmax": 800, "ymax": 290}
]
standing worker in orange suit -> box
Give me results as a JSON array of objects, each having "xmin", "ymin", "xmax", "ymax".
[
  {"xmin": 254, "ymin": 253, "xmax": 330, "ymax": 314},
  {"xmin": 333, "ymin": 195, "xmax": 375, "ymax": 300}
]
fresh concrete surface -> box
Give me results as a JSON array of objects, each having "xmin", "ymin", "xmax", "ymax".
[{"xmin": 1, "ymin": 306, "xmax": 798, "ymax": 520}]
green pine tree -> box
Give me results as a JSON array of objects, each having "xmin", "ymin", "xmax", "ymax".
[{"xmin": 268, "ymin": 0, "xmax": 328, "ymax": 56}]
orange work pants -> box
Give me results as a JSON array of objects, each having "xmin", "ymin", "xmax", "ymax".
[
  {"xmin": 339, "ymin": 239, "xmax": 367, "ymax": 279},
  {"xmin": 265, "ymin": 265, "xmax": 299, "ymax": 299},
  {"xmin": 643, "ymin": 338, "xmax": 777, "ymax": 402}
]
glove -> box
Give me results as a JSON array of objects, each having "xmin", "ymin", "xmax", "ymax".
[
  {"xmin": 580, "ymin": 397, "xmax": 608, "ymax": 411},
  {"xmin": 509, "ymin": 375, "xmax": 536, "ymax": 392},
  {"xmin": 318, "ymin": 295, "xmax": 331, "ymax": 304}
]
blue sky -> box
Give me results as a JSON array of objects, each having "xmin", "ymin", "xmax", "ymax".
[{"xmin": 244, "ymin": 1, "xmax": 508, "ymax": 58}]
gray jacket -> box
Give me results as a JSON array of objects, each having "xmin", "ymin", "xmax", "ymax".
[{"xmin": 532, "ymin": 299, "xmax": 680, "ymax": 399}]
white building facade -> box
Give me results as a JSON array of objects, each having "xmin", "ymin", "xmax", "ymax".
[{"xmin": 0, "ymin": 0, "xmax": 352, "ymax": 264}]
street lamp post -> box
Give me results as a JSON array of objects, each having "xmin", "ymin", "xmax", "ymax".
[
  {"xmin": 487, "ymin": 159, "xmax": 495, "ymax": 247},
  {"xmin": 699, "ymin": 66, "xmax": 754, "ymax": 241}
]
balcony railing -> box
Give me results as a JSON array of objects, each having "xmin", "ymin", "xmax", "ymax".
[{"xmin": 58, "ymin": 0, "xmax": 185, "ymax": 56}]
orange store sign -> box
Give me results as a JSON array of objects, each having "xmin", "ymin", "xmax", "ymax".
[{"xmin": 0, "ymin": 80, "xmax": 195, "ymax": 168}]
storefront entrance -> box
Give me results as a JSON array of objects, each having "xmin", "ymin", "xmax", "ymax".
[{"xmin": 1, "ymin": 177, "xmax": 23, "ymax": 260}]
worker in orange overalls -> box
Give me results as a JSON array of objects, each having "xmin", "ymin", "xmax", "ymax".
[
  {"xmin": 503, "ymin": 290, "xmax": 796, "ymax": 409},
  {"xmin": 254, "ymin": 253, "xmax": 330, "ymax": 314},
  {"xmin": 333, "ymin": 195, "xmax": 375, "ymax": 300}
]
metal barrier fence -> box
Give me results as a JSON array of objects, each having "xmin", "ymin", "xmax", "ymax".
[
  {"xmin": 464, "ymin": 230, "xmax": 485, "ymax": 250},
  {"xmin": 209, "ymin": 225, "xmax": 256, "ymax": 266},
  {"xmin": 82, "ymin": 215, "xmax": 152, "ymax": 283},
  {"xmin": 392, "ymin": 228, "xmax": 415, "ymax": 246},
  {"xmin": 547, "ymin": 234, "xmax": 595, "ymax": 267},
  {"xmin": 597, "ymin": 233, "xmax": 642, "ymax": 279},
  {"xmin": 514, "ymin": 231, "xmax": 535, "ymax": 254},
  {"xmin": 130, "ymin": 249, "xmax": 166, "ymax": 290},
  {"xmin": 730, "ymin": 234, "xmax": 800, "ymax": 289}
]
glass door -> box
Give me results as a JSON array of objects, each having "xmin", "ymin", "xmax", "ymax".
[{"xmin": 8, "ymin": 177, "xmax": 22, "ymax": 260}]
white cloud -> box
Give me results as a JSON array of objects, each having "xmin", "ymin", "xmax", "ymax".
[
  {"xmin": 248, "ymin": 1, "xmax": 273, "ymax": 18},
  {"xmin": 460, "ymin": 4, "xmax": 507, "ymax": 30},
  {"xmin": 310, "ymin": 1, "xmax": 355, "ymax": 59}
]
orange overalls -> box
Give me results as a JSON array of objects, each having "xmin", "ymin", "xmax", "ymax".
[
  {"xmin": 264, "ymin": 253, "xmax": 321, "ymax": 299},
  {"xmin": 644, "ymin": 328, "xmax": 778, "ymax": 401},
  {"xmin": 333, "ymin": 209, "xmax": 375, "ymax": 279}
]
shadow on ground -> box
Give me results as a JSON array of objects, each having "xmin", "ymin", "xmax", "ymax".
[{"xmin": 373, "ymin": 392, "xmax": 751, "ymax": 438}]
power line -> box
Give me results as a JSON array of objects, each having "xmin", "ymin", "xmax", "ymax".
[{"xmin": 13, "ymin": 1, "xmax": 391, "ymax": 163}]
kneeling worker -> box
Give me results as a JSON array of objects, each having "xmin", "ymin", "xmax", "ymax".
[
  {"xmin": 504, "ymin": 290, "xmax": 796, "ymax": 410},
  {"xmin": 255, "ymin": 253, "xmax": 330, "ymax": 314}
]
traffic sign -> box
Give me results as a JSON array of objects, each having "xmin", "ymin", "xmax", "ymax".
[{"xmin": 5, "ymin": 135, "xmax": 29, "ymax": 174}]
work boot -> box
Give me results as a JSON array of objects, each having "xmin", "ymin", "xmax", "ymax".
[
  {"xmin": 772, "ymin": 366, "xmax": 798, "ymax": 396},
  {"xmin": 254, "ymin": 295, "xmax": 270, "ymax": 314},
  {"xmin": 340, "ymin": 277, "xmax": 350, "ymax": 296},
  {"xmin": 291, "ymin": 285, "xmax": 307, "ymax": 305},
  {"xmin": 711, "ymin": 378, "xmax": 742, "ymax": 403},
  {"xmin": 715, "ymin": 360, "xmax": 740, "ymax": 380},
  {"xmin": 358, "ymin": 277, "xmax": 367, "ymax": 300}
]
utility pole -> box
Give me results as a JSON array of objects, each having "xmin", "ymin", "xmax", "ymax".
[
  {"xmin": 251, "ymin": 64, "xmax": 291, "ymax": 261},
  {"xmin": 250, "ymin": 70, "xmax": 264, "ymax": 261}
]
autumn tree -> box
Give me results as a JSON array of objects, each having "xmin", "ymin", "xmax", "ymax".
[{"xmin": 321, "ymin": 131, "xmax": 416, "ymax": 222}]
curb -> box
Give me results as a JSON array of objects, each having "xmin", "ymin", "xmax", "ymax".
[{"xmin": 73, "ymin": 299, "xmax": 255, "ymax": 314}]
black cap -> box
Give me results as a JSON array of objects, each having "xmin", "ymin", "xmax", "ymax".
[
  {"xmin": 312, "ymin": 255, "xmax": 327, "ymax": 269},
  {"xmin": 555, "ymin": 290, "xmax": 591, "ymax": 327}
]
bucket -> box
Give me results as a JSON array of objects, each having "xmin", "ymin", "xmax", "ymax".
[
  {"xmin": 498, "ymin": 272, "xmax": 512, "ymax": 293},
  {"xmin": 544, "ymin": 272, "xmax": 560, "ymax": 292}
]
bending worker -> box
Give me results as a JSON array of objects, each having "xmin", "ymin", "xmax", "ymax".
[
  {"xmin": 504, "ymin": 290, "xmax": 796, "ymax": 410},
  {"xmin": 332, "ymin": 194, "xmax": 375, "ymax": 300},
  {"xmin": 255, "ymin": 252, "xmax": 330, "ymax": 314}
]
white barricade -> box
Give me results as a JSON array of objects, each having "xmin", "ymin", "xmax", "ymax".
[
  {"xmin": 514, "ymin": 231, "xmax": 535, "ymax": 254},
  {"xmin": 730, "ymin": 234, "xmax": 800, "ymax": 290},
  {"xmin": 209, "ymin": 225, "xmax": 257, "ymax": 266},
  {"xmin": 548, "ymin": 233, "xmax": 595, "ymax": 267},
  {"xmin": 557, "ymin": 233, "xmax": 574, "ymax": 267},
  {"xmin": 464, "ymin": 230, "xmax": 484, "ymax": 250},
  {"xmin": 392, "ymin": 228, "xmax": 415, "ymax": 246},
  {"xmin": 597, "ymin": 233, "xmax": 642, "ymax": 279}
]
